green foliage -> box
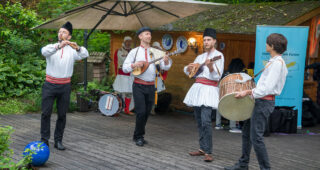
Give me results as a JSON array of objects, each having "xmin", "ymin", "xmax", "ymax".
[
  {"xmin": 87, "ymin": 77, "xmax": 114, "ymax": 93},
  {"xmin": 77, "ymin": 77, "xmax": 114, "ymax": 102},
  {"xmin": 0, "ymin": 90, "xmax": 81, "ymax": 114},
  {"xmin": 0, "ymin": 91, "xmax": 42, "ymax": 115},
  {"xmin": 36, "ymin": 0, "xmax": 85, "ymax": 19},
  {"xmin": 72, "ymin": 30, "xmax": 111, "ymax": 53},
  {"xmin": 0, "ymin": 126, "xmax": 33, "ymax": 169},
  {"xmin": 0, "ymin": 2, "xmax": 46, "ymax": 99}
]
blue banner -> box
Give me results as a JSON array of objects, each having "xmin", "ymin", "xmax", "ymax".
[{"xmin": 255, "ymin": 26, "xmax": 309, "ymax": 128}]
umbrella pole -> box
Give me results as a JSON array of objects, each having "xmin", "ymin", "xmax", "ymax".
[
  {"xmin": 84, "ymin": 30, "xmax": 88, "ymax": 91},
  {"xmin": 83, "ymin": 0, "xmax": 120, "ymax": 91}
]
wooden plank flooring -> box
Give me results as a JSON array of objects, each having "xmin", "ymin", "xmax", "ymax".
[{"xmin": 0, "ymin": 112, "xmax": 320, "ymax": 170}]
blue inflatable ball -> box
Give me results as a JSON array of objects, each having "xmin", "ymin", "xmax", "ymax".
[{"xmin": 23, "ymin": 141, "xmax": 50, "ymax": 166}]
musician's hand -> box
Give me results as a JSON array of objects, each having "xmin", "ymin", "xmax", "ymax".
[
  {"xmin": 235, "ymin": 90, "xmax": 251, "ymax": 98},
  {"xmin": 187, "ymin": 63, "xmax": 196, "ymax": 72},
  {"xmin": 69, "ymin": 42, "xmax": 80, "ymax": 50},
  {"xmin": 59, "ymin": 40, "xmax": 69, "ymax": 49},
  {"xmin": 205, "ymin": 59, "xmax": 214, "ymax": 72},
  {"xmin": 163, "ymin": 55, "xmax": 169, "ymax": 65},
  {"xmin": 133, "ymin": 61, "xmax": 144, "ymax": 68}
]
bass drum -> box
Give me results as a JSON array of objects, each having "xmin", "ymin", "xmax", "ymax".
[
  {"xmin": 218, "ymin": 73, "xmax": 255, "ymax": 121},
  {"xmin": 98, "ymin": 93, "xmax": 123, "ymax": 116}
]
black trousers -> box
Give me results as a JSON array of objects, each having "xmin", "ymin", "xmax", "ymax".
[
  {"xmin": 41, "ymin": 81, "xmax": 71, "ymax": 142},
  {"xmin": 132, "ymin": 83, "xmax": 155, "ymax": 140}
]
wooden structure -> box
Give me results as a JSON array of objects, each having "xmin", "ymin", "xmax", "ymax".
[
  {"xmin": 3, "ymin": 113, "xmax": 320, "ymax": 169},
  {"xmin": 87, "ymin": 52, "xmax": 108, "ymax": 82},
  {"xmin": 108, "ymin": 2, "xmax": 320, "ymax": 110}
]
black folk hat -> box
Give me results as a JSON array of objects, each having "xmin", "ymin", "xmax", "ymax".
[
  {"xmin": 61, "ymin": 21, "xmax": 73, "ymax": 35},
  {"xmin": 136, "ymin": 26, "xmax": 152, "ymax": 36},
  {"xmin": 203, "ymin": 28, "xmax": 216, "ymax": 39}
]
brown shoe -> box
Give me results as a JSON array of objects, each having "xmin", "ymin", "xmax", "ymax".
[
  {"xmin": 204, "ymin": 154, "xmax": 213, "ymax": 162},
  {"xmin": 189, "ymin": 150, "xmax": 205, "ymax": 156}
]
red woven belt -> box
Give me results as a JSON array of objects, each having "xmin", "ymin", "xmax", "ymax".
[
  {"xmin": 134, "ymin": 78, "xmax": 154, "ymax": 85},
  {"xmin": 261, "ymin": 95, "xmax": 275, "ymax": 101},
  {"xmin": 46, "ymin": 75, "xmax": 71, "ymax": 84},
  {"xmin": 195, "ymin": 78, "xmax": 218, "ymax": 87}
]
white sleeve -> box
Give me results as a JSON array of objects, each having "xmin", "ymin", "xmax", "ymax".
[
  {"xmin": 41, "ymin": 43, "xmax": 59, "ymax": 58},
  {"xmin": 183, "ymin": 55, "xmax": 201, "ymax": 76},
  {"xmin": 160, "ymin": 58, "xmax": 172, "ymax": 71},
  {"xmin": 252, "ymin": 61, "xmax": 283, "ymax": 98},
  {"xmin": 122, "ymin": 49, "xmax": 137, "ymax": 73},
  {"xmin": 74, "ymin": 47, "xmax": 89, "ymax": 61}
]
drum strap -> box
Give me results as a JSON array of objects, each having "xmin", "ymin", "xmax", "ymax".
[
  {"xmin": 253, "ymin": 58, "xmax": 285, "ymax": 78},
  {"xmin": 133, "ymin": 47, "xmax": 140, "ymax": 63},
  {"xmin": 253, "ymin": 63, "xmax": 271, "ymax": 78}
]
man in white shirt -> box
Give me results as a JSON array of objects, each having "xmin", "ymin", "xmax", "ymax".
[
  {"xmin": 40, "ymin": 21, "xmax": 89, "ymax": 150},
  {"xmin": 184, "ymin": 28, "xmax": 224, "ymax": 162},
  {"xmin": 122, "ymin": 27, "xmax": 172, "ymax": 146},
  {"xmin": 225, "ymin": 33, "xmax": 288, "ymax": 170}
]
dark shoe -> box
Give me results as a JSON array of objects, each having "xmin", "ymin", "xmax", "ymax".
[
  {"xmin": 41, "ymin": 139, "xmax": 49, "ymax": 147},
  {"xmin": 135, "ymin": 138, "xmax": 144, "ymax": 147},
  {"xmin": 189, "ymin": 149, "xmax": 205, "ymax": 156},
  {"xmin": 224, "ymin": 163, "xmax": 248, "ymax": 170},
  {"xmin": 142, "ymin": 139, "xmax": 148, "ymax": 144},
  {"xmin": 204, "ymin": 154, "xmax": 214, "ymax": 162},
  {"xmin": 54, "ymin": 141, "xmax": 66, "ymax": 150}
]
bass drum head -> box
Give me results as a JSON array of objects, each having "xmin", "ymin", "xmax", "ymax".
[
  {"xmin": 218, "ymin": 93, "xmax": 255, "ymax": 121},
  {"xmin": 99, "ymin": 94, "xmax": 121, "ymax": 116}
]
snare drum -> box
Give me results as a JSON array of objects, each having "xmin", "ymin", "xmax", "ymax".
[
  {"xmin": 218, "ymin": 73, "xmax": 255, "ymax": 121},
  {"xmin": 98, "ymin": 93, "xmax": 124, "ymax": 116}
]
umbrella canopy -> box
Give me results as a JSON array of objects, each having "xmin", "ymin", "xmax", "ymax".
[{"xmin": 34, "ymin": 0, "xmax": 227, "ymax": 30}]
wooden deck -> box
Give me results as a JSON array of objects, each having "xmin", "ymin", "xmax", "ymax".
[{"xmin": 1, "ymin": 112, "xmax": 320, "ymax": 170}]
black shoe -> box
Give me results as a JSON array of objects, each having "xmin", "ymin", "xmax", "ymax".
[
  {"xmin": 54, "ymin": 141, "xmax": 66, "ymax": 150},
  {"xmin": 225, "ymin": 163, "xmax": 248, "ymax": 170},
  {"xmin": 142, "ymin": 139, "xmax": 148, "ymax": 144},
  {"xmin": 135, "ymin": 138, "xmax": 144, "ymax": 147},
  {"xmin": 41, "ymin": 139, "xmax": 49, "ymax": 147}
]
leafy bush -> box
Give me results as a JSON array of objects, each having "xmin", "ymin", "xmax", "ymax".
[
  {"xmin": 0, "ymin": 2, "xmax": 46, "ymax": 99},
  {"xmin": 0, "ymin": 91, "xmax": 42, "ymax": 115},
  {"xmin": 0, "ymin": 126, "xmax": 33, "ymax": 169}
]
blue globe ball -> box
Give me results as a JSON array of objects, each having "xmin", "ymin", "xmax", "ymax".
[{"xmin": 23, "ymin": 141, "xmax": 50, "ymax": 166}]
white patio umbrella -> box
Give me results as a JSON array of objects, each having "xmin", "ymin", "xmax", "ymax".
[{"xmin": 35, "ymin": 0, "xmax": 227, "ymax": 30}]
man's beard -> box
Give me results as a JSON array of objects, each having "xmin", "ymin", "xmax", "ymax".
[
  {"xmin": 204, "ymin": 44, "xmax": 214, "ymax": 51},
  {"xmin": 143, "ymin": 38, "xmax": 151, "ymax": 44}
]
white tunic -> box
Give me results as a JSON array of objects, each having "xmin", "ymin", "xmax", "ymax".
[
  {"xmin": 122, "ymin": 46, "xmax": 172, "ymax": 81},
  {"xmin": 183, "ymin": 50, "xmax": 224, "ymax": 108},
  {"xmin": 253, "ymin": 55, "xmax": 288, "ymax": 99},
  {"xmin": 113, "ymin": 47, "xmax": 134, "ymax": 93},
  {"xmin": 41, "ymin": 43, "xmax": 89, "ymax": 78}
]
